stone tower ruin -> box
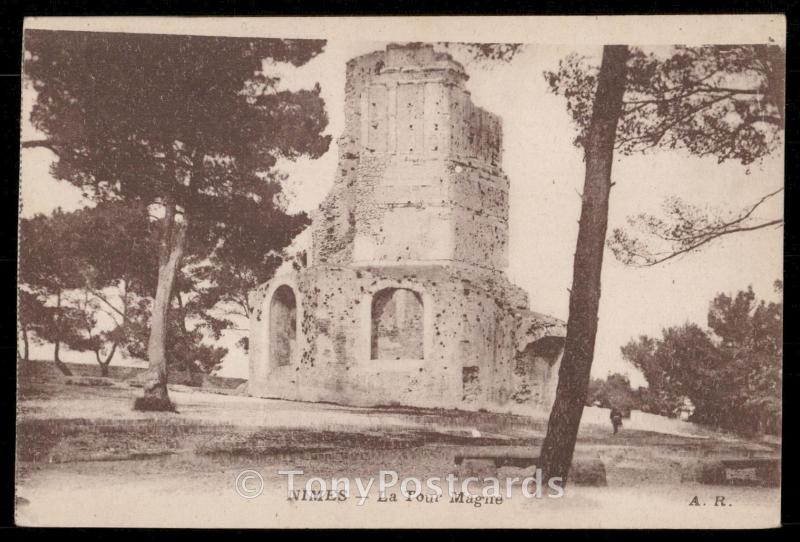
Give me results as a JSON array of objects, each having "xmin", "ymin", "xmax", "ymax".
[{"xmin": 249, "ymin": 43, "xmax": 566, "ymax": 412}]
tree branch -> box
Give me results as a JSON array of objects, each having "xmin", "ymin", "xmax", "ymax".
[
  {"xmin": 611, "ymin": 187, "xmax": 784, "ymax": 267},
  {"xmin": 89, "ymin": 289, "xmax": 125, "ymax": 322},
  {"xmin": 21, "ymin": 139, "xmax": 58, "ymax": 152},
  {"xmin": 638, "ymin": 218, "xmax": 783, "ymax": 267}
]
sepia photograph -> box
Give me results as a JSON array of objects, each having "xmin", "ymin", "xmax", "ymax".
[{"xmin": 15, "ymin": 15, "xmax": 784, "ymax": 528}]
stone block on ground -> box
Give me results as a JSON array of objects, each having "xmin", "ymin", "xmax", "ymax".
[
  {"xmin": 569, "ymin": 458, "xmax": 607, "ymax": 486},
  {"xmin": 689, "ymin": 458, "xmax": 780, "ymax": 487}
]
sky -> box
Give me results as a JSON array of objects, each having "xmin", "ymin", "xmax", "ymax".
[{"xmin": 19, "ymin": 32, "xmax": 784, "ymax": 386}]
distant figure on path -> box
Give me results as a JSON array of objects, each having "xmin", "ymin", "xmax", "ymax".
[{"xmin": 610, "ymin": 407, "xmax": 623, "ymax": 434}]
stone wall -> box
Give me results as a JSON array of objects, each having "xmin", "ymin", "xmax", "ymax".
[
  {"xmin": 311, "ymin": 51, "xmax": 385, "ymax": 265},
  {"xmin": 249, "ymin": 263, "xmax": 564, "ymax": 411}
]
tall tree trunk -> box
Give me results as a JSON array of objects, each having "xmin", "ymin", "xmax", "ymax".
[
  {"xmin": 539, "ymin": 45, "xmax": 629, "ymax": 484},
  {"xmin": 21, "ymin": 324, "xmax": 30, "ymax": 361},
  {"xmin": 53, "ymin": 341, "xmax": 71, "ymax": 375},
  {"xmin": 53, "ymin": 291, "xmax": 72, "ymax": 376},
  {"xmin": 142, "ymin": 200, "xmax": 187, "ymax": 404}
]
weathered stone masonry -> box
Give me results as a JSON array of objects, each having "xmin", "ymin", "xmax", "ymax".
[{"xmin": 249, "ymin": 44, "xmax": 566, "ymax": 412}]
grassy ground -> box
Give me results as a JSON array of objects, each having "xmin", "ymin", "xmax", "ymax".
[{"xmin": 15, "ymin": 362, "xmax": 781, "ymax": 528}]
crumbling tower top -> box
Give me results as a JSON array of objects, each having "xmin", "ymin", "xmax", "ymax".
[
  {"xmin": 313, "ymin": 43, "xmax": 509, "ymax": 272},
  {"xmin": 345, "ymin": 43, "xmax": 502, "ymax": 166}
]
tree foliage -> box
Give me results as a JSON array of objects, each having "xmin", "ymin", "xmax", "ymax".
[
  {"xmin": 544, "ymin": 45, "xmax": 785, "ymax": 266},
  {"xmin": 440, "ymin": 42, "xmax": 524, "ymax": 63},
  {"xmin": 608, "ymin": 188, "xmax": 783, "ymax": 266},
  {"xmin": 545, "ymin": 45, "xmax": 784, "ymax": 163},
  {"xmin": 24, "ymin": 30, "xmax": 328, "ymax": 259},
  {"xmin": 18, "ymin": 197, "xmax": 306, "ymax": 376},
  {"xmin": 18, "ymin": 203, "xmax": 156, "ymax": 374},
  {"xmin": 19, "ymin": 209, "xmax": 86, "ymax": 295},
  {"xmin": 24, "ymin": 30, "xmax": 330, "ymax": 403},
  {"xmin": 19, "ymin": 209, "xmax": 90, "ymax": 373},
  {"xmin": 184, "ymin": 171, "xmax": 310, "ymax": 349},
  {"xmin": 586, "ymin": 372, "xmax": 641, "ymax": 417},
  {"xmin": 586, "ymin": 373, "xmax": 677, "ymax": 418},
  {"xmin": 622, "ymin": 283, "xmax": 782, "ymax": 435}
]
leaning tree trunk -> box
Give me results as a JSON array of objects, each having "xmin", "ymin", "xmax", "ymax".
[
  {"xmin": 53, "ymin": 341, "xmax": 71, "ymax": 375},
  {"xmin": 142, "ymin": 201, "xmax": 187, "ymax": 407},
  {"xmin": 52, "ymin": 291, "xmax": 72, "ymax": 376},
  {"xmin": 539, "ymin": 45, "xmax": 629, "ymax": 484},
  {"xmin": 21, "ymin": 324, "xmax": 29, "ymax": 361}
]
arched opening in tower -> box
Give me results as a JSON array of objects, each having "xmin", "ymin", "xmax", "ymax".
[
  {"xmin": 270, "ymin": 285, "xmax": 297, "ymax": 367},
  {"xmin": 371, "ymin": 288, "xmax": 424, "ymax": 360}
]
